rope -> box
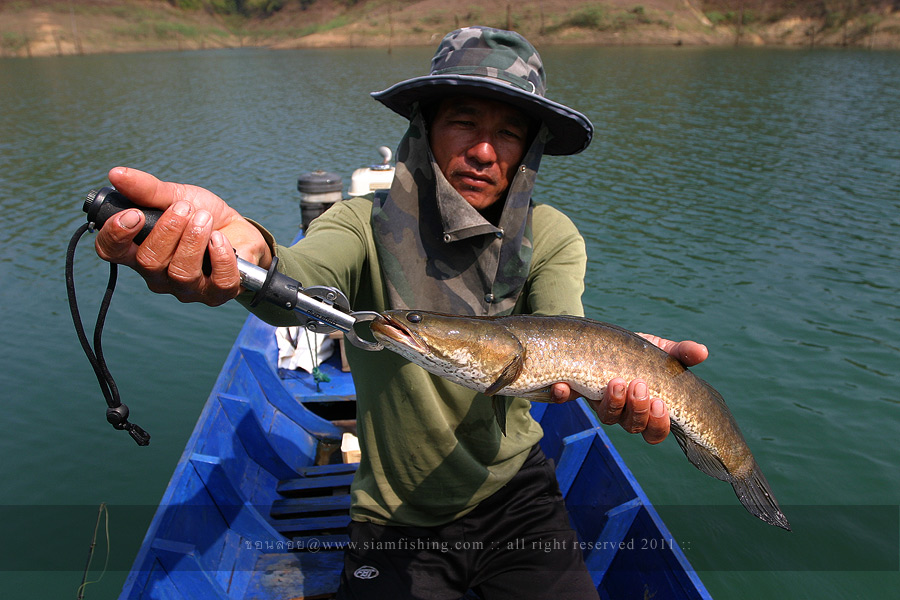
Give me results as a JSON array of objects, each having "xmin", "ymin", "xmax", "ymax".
[
  {"xmin": 305, "ymin": 328, "xmax": 331, "ymax": 392},
  {"xmin": 76, "ymin": 503, "xmax": 110, "ymax": 599},
  {"xmin": 65, "ymin": 224, "xmax": 150, "ymax": 445},
  {"xmin": 66, "ymin": 224, "xmax": 119, "ymax": 409}
]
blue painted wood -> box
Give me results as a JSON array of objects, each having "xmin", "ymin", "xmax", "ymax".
[
  {"xmin": 265, "ymin": 409, "xmax": 323, "ymax": 477},
  {"xmin": 149, "ymin": 539, "xmax": 230, "ymax": 599},
  {"xmin": 216, "ymin": 393, "xmax": 298, "ymax": 481},
  {"xmin": 599, "ymin": 506, "xmax": 711, "ymax": 600},
  {"xmin": 241, "ymin": 347, "xmax": 345, "ymax": 441},
  {"xmin": 189, "ymin": 453, "xmax": 283, "ymax": 542},
  {"xmin": 271, "ymin": 515, "xmax": 353, "ymax": 536},
  {"xmin": 537, "ymin": 398, "xmax": 600, "ymax": 464},
  {"xmin": 554, "ymin": 429, "xmax": 597, "ymax": 497},
  {"xmin": 296, "ymin": 462, "xmax": 359, "ymax": 477},
  {"xmin": 583, "ymin": 498, "xmax": 642, "ymax": 586},
  {"xmin": 271, "ymin": 495, "xmax": 353, "ymax": 516},
  {"xmin": 128, "ymin": 557, "xmax": 181, "ymax": 599},
  {"xmin": 276, "ymin": 472, "xmax": 355, "ymax": 495},
  {"xmin": 217, "ymin": 529, "xmax": 252, "ymax": 599},
  {"xmin": 119, "ymin": 250, "xmax": 712, "ymax": 599}
]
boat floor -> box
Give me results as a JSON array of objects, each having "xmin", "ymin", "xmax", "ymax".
[
  {"xmin": 246, "ymin": 551, "xmax": 343, "ymax": 600},
  {"xmin": 248, "ymin": 462, "xmax": 355, "ymax": 599}
]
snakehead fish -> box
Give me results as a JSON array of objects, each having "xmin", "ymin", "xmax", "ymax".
[{"xmin": 370, "ymin": 310, "xmax": 791, "ymax": 531}]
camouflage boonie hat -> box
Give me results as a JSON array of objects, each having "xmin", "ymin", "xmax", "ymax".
[{"xmin": 371, "ymin": 26, "xmax": 593, "ymax": 156}]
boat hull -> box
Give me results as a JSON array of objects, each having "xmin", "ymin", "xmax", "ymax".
[{"xmin": 119, "ymin": 312, "xmax": 711, "ymax": 599}]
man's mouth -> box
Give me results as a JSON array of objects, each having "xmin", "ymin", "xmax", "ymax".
[{"xmin": 453, "ymin": 170, "xmax": 495, "ymax": 188}]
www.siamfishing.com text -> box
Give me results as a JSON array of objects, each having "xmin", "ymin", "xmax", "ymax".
[{"xmin": 243, "ymin": 536, "xmax": 684, "ymax": 553}]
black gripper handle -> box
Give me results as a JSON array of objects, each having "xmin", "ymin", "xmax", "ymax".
[{"xmin": 83, "ymin": 187, "xmax": 162, "ymax": 244}]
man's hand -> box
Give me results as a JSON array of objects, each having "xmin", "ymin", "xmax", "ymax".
[
  {"xmin": 549, "ymin": 335, "xmax": 708, "ymax": 445},
  {"xmin": 94, "ymin": 167, "xmax": 272, "ymax": 306}
]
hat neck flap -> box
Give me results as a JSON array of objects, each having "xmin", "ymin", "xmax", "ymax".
[{"xmin": 372, "ymin": 108, "xmax": 544, "ymax": 316}]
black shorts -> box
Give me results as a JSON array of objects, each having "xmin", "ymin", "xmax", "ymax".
[{"xmin": 337, "ymin": 445, "xmax": 599, "ymax": 600}]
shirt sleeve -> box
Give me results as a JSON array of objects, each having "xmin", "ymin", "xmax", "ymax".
[
  {"xmin": 236, "ymin": 197, "xmax": 378, "ymax": 326},
  {"xmin": 521, "ymin": 204, "xmax": 587, "ymax": 317}
]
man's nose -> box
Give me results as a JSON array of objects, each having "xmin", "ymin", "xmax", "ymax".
[{"xmin": 467, "ymin": 140, "xmax": 498, "ymax": 165}]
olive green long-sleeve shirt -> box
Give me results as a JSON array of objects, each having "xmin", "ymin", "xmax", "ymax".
[{"xmin": 246, "ymin": 196, "xmax": 586, "ymax": 526}]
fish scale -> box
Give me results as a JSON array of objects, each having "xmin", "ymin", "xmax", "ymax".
[{"xmin": 371, "ymin": 310, "xmax": 791, "ymax": 531}]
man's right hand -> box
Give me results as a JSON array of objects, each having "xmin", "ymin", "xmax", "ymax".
[{"xmin": 94, "ymin": 167, "xmax": 272, "ymax": 306}]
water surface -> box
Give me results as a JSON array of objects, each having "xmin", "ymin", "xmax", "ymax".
[{"xmin": 1, "ymin": 46, "xmax": 898, "ymax": 598}]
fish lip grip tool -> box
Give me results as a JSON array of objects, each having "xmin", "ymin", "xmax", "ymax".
[
  {"xmin": 69, "ymin": 187, "xmax": 383, "ymax": 445},
  {"xmin": 82, "ymin": 186, "xmax": 383, "ymax": 351}
]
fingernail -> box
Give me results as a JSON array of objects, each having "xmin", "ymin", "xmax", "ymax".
[
  {"xmin": 173, "ymin": 201, "xmax": 191, "ymax": 217},
  {"xmin": 210, "ymin": 231, "xmax": 225, "ymax": 247},
  {"xmin": 193, "ymin": 211, "xmax": 211, "ymax": 227},
  {"xmin": 650, "ymin": 400, "xmax": 665, "ymax": 418},
  {"xmin": 635, "ymin": 382, "xmax": 647, "ymax": 399},
  {"xmin": 612, "ymin": 383, "xmax": 625, "ymax": 397},
  {"xmin": 119, "ymin": 210, "xmax": 140, "ymax": 229}
]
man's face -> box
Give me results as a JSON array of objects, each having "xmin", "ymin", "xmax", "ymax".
[{"xmin": 429, "ymin": 95, "xmax": 532, "ymax": 211}]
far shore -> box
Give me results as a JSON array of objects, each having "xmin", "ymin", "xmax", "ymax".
[{"xmin": 3, "ymin": 2, "xmax": 899, "ymax": 59}]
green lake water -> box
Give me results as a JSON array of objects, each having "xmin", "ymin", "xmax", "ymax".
[{"xmin": 1, "ymin": 45, "xmax": 898, "ymax": 598}]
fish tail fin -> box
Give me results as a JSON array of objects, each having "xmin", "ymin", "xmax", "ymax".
[
  {"xmin": 492, "ymin": 395, "xmax": 508, "ymax": 437},
  {"xmin": 671, "ymin": 425, "xmax": 790, "ymax": 531},
  {"xmin": 731, "ymin": 461, "xmax": 792, "ymax": 531}
]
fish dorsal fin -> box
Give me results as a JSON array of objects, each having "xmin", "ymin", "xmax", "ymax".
[{"xmin": 670, "ymin": 423, "xmax": 732, "ymax": 483}]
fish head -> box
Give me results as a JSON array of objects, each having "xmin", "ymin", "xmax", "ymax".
[{"xmin": 370, "ymin": 310, "xmax": 525, "ymax": 395}]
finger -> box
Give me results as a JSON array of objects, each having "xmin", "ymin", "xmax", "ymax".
[
  {"xmin": 550, "ymin": 383, "xmax": 567, "ymax": 403},
  {"xmin": 620, "ymin": 380, "xmax": 650, "ymax": 434},
  {"xmin": 94, "ymin": 209, "xmax": 144, "ymax": 265},
  {"xmin": 670, "ymin": 340, "xmax": 708, "ymax": 367},
  {"xmin": 206, "ymin": 231, "xmax": 242, "ymax": 305},
  {"xmin": 594, "ymin": 378, "xmax": 627, "ymax": 425},
  {"xmin": 550, "ymin": 382, "xmax": 575, "ymax": 404},
  {"xmin": 641, "ymin": 400, "xmax": 670, "ymax": 444},
  {"xmin": 637, "ymin": 333, "xmax": 708, "ymax": 367},
  {"xmin": 134, "ymin": 201, "xmax": 193, "ymax": 284},
  {"xmin": 168, "ymin": 209, "xmax": 213, "ymax": 287},
  {"xmin": 108, "ymin": 166, "xmax": 184, "ymax": 212}
]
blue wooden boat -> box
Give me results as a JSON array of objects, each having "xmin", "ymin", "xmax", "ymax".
[
  {"xmin": 118, "ymin": 305, "xmax": 713, "ymax": 599},
  {"xmin": 117, "ymin": 165, "xmax": 713, "ymax": 597}
]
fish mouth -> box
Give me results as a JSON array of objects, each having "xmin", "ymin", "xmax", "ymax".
[{"xmin": 370, "ymin": 314, "xmax": 428, "ymax": 353}]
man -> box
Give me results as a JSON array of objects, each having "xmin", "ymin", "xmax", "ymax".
[{"xmin": 95, "ymin": 27, "xmax": 706, "ymax": 599}]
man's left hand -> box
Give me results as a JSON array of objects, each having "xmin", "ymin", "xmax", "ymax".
[{"xmin": 549, "ymin": 336, "xmax": 708, "ymax": 445}]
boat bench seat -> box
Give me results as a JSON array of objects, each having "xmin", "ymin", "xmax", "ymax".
[{"xmin": 270, "ymin": 461, "xmax": 358, "ymax": 550}]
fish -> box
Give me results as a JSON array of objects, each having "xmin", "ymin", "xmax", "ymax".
[{"xmin": 370, "ymin": 309, "xmax": 791, "ymax": 531}]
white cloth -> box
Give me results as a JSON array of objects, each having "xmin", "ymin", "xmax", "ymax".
[{"xmin": 275, "ymin": 327, "xmax": 335, "ymax": 372}]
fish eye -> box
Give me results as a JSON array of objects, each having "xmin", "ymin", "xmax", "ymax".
[{"xmin": 406, "ymin": 312, "xmax": 422, "ymax": 323}]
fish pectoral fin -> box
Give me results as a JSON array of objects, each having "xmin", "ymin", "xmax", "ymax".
[
  {"xmin": 486, "ymin": 351, "xmax": 524, "ymax": 437},
  {"xmin": 492, "ymin": 395, "xmax": 511, "ymax": 437},
  {"xmin": 484, "ymin": 354, "xmax": 523, "ymax": 397}
]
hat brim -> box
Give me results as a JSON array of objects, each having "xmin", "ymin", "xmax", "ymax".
[{"xmin": 371, "ymin": 74, "xmax": 593, "ymax": 156}]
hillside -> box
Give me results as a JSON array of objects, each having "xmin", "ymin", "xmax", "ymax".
[{"xmin": 2, "ymin": 0, "xmax": 899, "ymax": 58}]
